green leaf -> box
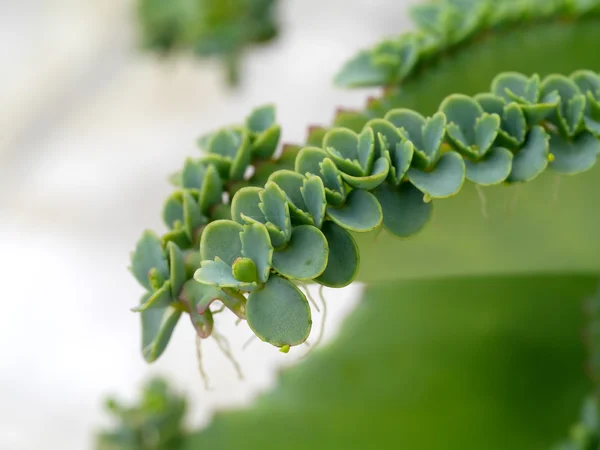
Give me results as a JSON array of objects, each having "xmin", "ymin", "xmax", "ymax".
[
  {"xmin": 240, "ymin": 223, "xmax": 273, "ymax": 284},
  {"xmin": 421, "ymin": 112, "xmax": 447, "ymax": 163},
  {"xmin": 365, "ymin": 118, "xmax": 404, "ymax": 159},
  {"xmin": 181, "ymin": 158, "xmax": 206, "ymax": 190},
  {"xmin": 319, "ymin": 158, "xmax": 347, "ymax": 207},
  {"xmin": 501, "ymin": 103, "xmax": 527, "ymax": 145},
  {"xmin": 229, "ymin": 130, "xmax": 252, "ymax": 180},
  {"xmin": 231, "ymin": 187, "xmax": 265, "ymax": 224},
  {"xmin": 186, "ymin": 275, "xmax": 592, "ymax": 449},
  {"xmin": 295, "ymin": 146, "xmax": 327, "ymax": 176},
  {"xmin": 195, "ymin": 257, "xmax": 257, "ymax": 291},
  {"xmin": 246, "ymin": 275, "xmax": 312, "ymax": 348},
  {"xmin": 251, "ymin": 125, "xmax": 281, "ymax": 159},
  {"xmin": 132, "ymin": 282, "xmax": 173, "ymax": 312},
  {"xmin": 507, "ymin": 126, "xmax": 549, "ymax": 182},
  {"xmin": 259, "ymin": 182, "xmax": 292, "ymax": 247},
  {"xmin": 334, "ymin": 51, "xmax": 395, "ymax": 88},
  {"xmin": 232, "ymin": 257, "xmax": 258, "ymax": 283},
  {"xmin": 131, "ymin": 231, "xmax": 169, "ymax": 291},
  {"xmin": 464, "ymin": 147, "xmax": 514, "ymax": 185},
  {"xmin": 163, "ymin": 193, "xmax": 184, "ymax": 229},
  {"xmin": 407, "ymin": 152, "xmax": 465, "ymax": 198},
  {"xmin": 208, "ymin": 129, "xmax": 239, "ymax": 160},
  {"xmin": 140, "ymin": 294, "xmax": 181, "ymax": 363},
  {"xmin": 179, "ymin": 280, "xmax": 217, "ymax": 337},
  {"xmin": 440, "ymin": 94, "xmax": 484, "ymax": 153},
  {"xmin": 491, "ymin": 72, "xmax": 539, "ymax": 104},
  {"xmin": 333, "ymin": 109, "xmax": 370, "ymax": 133},
  {"xmin": 373, "ymin": 182, "xmax": 433, "ymax": 238},
  {"xmin": 200, "ymin": 154, "xmax": 232, "ymax": 180},
  {"xmin": 200, "ymin": 220, "xmax": 243, "ymax": 266},
  {"xmin": 326, "ymin": 189, "xmax": 383, "ymax": 232},
  {"xmin": 385, "ymin": 108, "xmax": 426, "ymax": 151},
  {"xmin": 182, "ymin": 191, "xmax": 203, "ymax": 241},
  {"xmin": 198, "ymin": 164, "xmax": 223, "ymax": 214},
  {"xmin": 315, "ymin": 221, "xmax": 359, "ymax": 288},
  {"xmin": 549, "ymin": 132, "xmax": 599, "ymax": 175},
  {"xmin": 541, "ymin": 74, "xmax": 584, "ymax": 137},
  {"xmin": 306, "ymin": 126, "xmax": 327, "ymax": 147},
  {"xmin": 385, "ymin": 140, "xmax": 414, "ymax": 185},
  {"xmin": 340, "ymin": 157, "xmax": 390, "ymax": 191},
  {"xmin": 272, "ymin": 225, "xmax": 329, "ymax": 280},
  {"xmin": 300, "ymin": 175, "xmax": 327, "ymax": 229},
  {"xmin": 162, "ymin": 227, "xmax": 191, "ymax": 249},
  {"xmin": 167, "ymin": 242, "xmax": 186, "ymax": 298},
  {"xmin": 474, "ymin": 113, "xmax": 500, "ymax": 156},
  {"xmin": 268, "ymin": 170, "xmax": 309, "ymax": 215},
  {"xmin": 246, "ymin": 104, "xmax": 276, "ymax": 133},
  {"xmin": 323, "ymin": 128, "xmax": 365, "ymax": 177}
]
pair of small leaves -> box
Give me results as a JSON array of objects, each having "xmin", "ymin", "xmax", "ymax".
[
  {"xmin": 196, "ymin": 220, "xmax": 272, "ymax": 290},
  {"xmin": 245, "ymin": 104, "xmax": 282, "ymax": 160},
  {"xmin": 322, "ymin": 127, "xmax": 390, "ymax": 191}
]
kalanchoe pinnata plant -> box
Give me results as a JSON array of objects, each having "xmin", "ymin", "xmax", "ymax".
[
  {"xmin": 137, "ymin": 0, "xmax": 278, "ymax": 85},
  {"xmin": 124, "ymin": 0, "xmax": 600, "ymax": 448}
]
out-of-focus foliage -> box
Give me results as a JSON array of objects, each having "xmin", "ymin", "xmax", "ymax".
[
  {"xmin": 137, "ymin": 0, "xmax": 278, "ymax": 84},
  {"xmin": 96, "ymin": 378, "xmax": 187, "ymax": 450}
]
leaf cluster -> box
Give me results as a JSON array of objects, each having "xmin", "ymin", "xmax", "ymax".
[{"xmin": 335, "ymin": 0, "xmax": 600, "ymax": 88}]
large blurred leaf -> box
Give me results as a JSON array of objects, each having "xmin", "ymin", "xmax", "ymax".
[{"xmin": 184, "ymin": 274, "xmax": 593, "ymax": 450}]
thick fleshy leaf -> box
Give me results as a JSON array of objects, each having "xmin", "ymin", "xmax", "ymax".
[
  {"xmin": 232, "ymin": 257, "xmax": 258, "ymax": 283},
  {"xmin": 323, "ymin": 128, "xmax": 364, "ymax": 177},
  {"xmin": 182, "ymin": 191, "xmax": 203, "ymax": 241},
  {"xmin": 327, "ymin": 189, "xmax": 383, "ymax": 232},
  {"xmin": 132, "ymin": 282, "xmax": 173, "ymax": 312},
  {"xmin": 319, "ymin": 158, "xmax": 347, "ymax": 206},
  {"xmin": 365, "ymin": 118, "xmax": 404, "ymax": 159},
  {"xmin": 179, "ymin": 280, "xmax": 217, "ymax": 338},
  {"xmin": 240, "ymin": 223, "xmax": 273, "ymax": 283},
  {"xmin": 231, "ymin": 187, "xmax": 265, "ymax": 225},
  {"xmin": 341, "ymin": 157, "xmax": 390, "ymax": 190},
  {"xmin": 131, "ymin": 231, "xmax": 169, "ymax": 291},
  {"xmin": 385, "ymin": 140, "xmax": 414, "ymax": 185},
  {"xmin": 520, "ymin": 100, "xmax": 559, "ymax": 126},
  {"xmin": 407, "ymin": 152, "xmax": 465, "ymax": 198},
  {"xmin": 229, "ymin": 130, "xmax": 252, "ymax": 180},
  {"xmin": 440, "ymin": 94, "xmax": 484, "ymax": 150},
  {"xmin": 140, "ymin": 294, "xmax": 181, "ymax": 363},
  {"xmin": 541, "ymin": 75, "xmax": 583, "ymax": 137},
  {"xmin": 464, "ymin": 147, "xmax": 513, "ymax": 185},
  {"xmin": 167, "ymin": 242, "xmax": 186, "ymax": 297},
  {"xmin": 163, "ymin": 194, "xmax": 184, "ymax": 230},
  {"xmin": 315, "ymin": 221, "xmax": 359, "ymax": 288},
  {"xmin": 272, "ymin": 225, "xmax": 329, "ymax": 280},
  {"xmin": 246, "ymin": 275, "xmax": 312, "ymax": 348},
  {"xmin": 549, "ymin": 132, "xmax": 599, "ymax": 175},
  {"xmin": 295, "ymin": 147, "xmax": 327, "ymax": 175},
  {"xmin": 200, "ymin": 154, "xmax": 231, "ymax": 180},
  {"xmin": 507, "ymin": 126, "xmax": 549, "ymax": 182},
  {"xmin": 194, "ymin": 258, "xmax": 256, "ymax": 291},
  {"xmin": 300, "ymin": 175, "xmax": 327, "ymax": 229},
  {"xmin": 385, "ymin": 109, "xmax": 426, "ymax": 151},
  {"xmin": 474, "ymin": 113, "xmax": 500, "ymax": 156},
  {"xmin": 421, "ymin": 112, "xmax": 447, "ymax": 163},
  {"xmin": 306, "ymin": 126, "xmax": 327, "ymax": 147},
  {"xmin": 162, "ymin": 228, "xmax": 191, "ymax": 249},
  {"xmin": 259, "ymin": 182, "xmax": 292, "ymax": 245},
  {"xmin": 246, "ymin": 104, "xmax": 276, "ymax": 133},
  {"xmin": 373, "ymin": 182, "xmax": 432, "ymax": 238},
  {"xmin": 491, "ymin": 72, "xmax": 539, "ymax": 104},
  {"xmin": 208, "ymin": 129, "xmax": 239, "ymax": 160},
  {"xmin": 501, "ymin": 103, "xmax": 527, "ymax": 145},
  {"xmin": 198, "ymin": 164, "xmax": 222, "ymax": 214},
  {"xmin": 268, "ymin": 170, "xmax": 308, "ymax": 212},
  {"xmin": 200, "ymin": 220, "xmax": 242, "ymax": 265},
  {"xmin": 251, "ymin": 125, "xmax": 281, "ymax": 159},
  {"xmin": 334, "ymin": 51, "xmax": 396, "ymax": 88},
  {"xmin": 181, "ymin": 158, "xmax": 206, "ymax": 190}
]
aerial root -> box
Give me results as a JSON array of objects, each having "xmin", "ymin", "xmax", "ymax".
[
  {"xmin": 475, "ymin": 184, "xmax": 489, "ymax": 219},
  {"xmin": 195, "ymin": 336, "xmax": 211, "ymax": 390},
  {"xmin": 506, "ymin": 184, "xmax": 521, "ymax": 215},
  {"xmin": 300, "ymin": 283, "xmax": 320, "ymax": 313},
  {"xmin": 304, "ymin": 285, "xmax": 328, "ymax": 358},
  {"xmin": 242, "ymin": 334, "xmax": 257, "ymax": 350},
  {"xmin": 374, "ymin": 226, "xmax": 383, "ymax": 243},
  {"xmin": 213, "ymin": 330, "xmax": 244, "ymax": 380}
]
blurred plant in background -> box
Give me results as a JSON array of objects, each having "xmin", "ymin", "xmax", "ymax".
[
  {"xmin": 96, "ymin": 378, "xmax": 187, "ymax": 450},
  {"xmin": 137, "ymin": 0, "xmax": 279, "ymax": 85}
]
